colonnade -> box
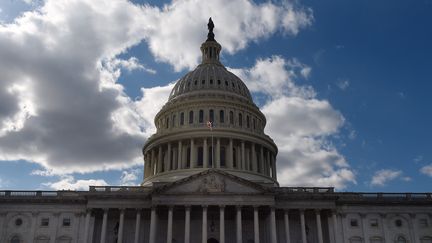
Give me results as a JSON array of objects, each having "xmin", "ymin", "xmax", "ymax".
[
  {"xmin": 144, "ymin": 137, "xmax": 277, "ymax": 180},
  {"xmin": 84, "ymin": 206, "xmax": 334, "ymax": 243}
]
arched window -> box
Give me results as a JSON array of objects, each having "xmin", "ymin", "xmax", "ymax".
[
  {"xmin": 199, "ymin": 110, "xmax": 204, "ymax": 123},
  {"xmin": 239, "ymin": 113, "xmax": 243, "ymax": 127},
  {"xmin": 396, "ymin": 236, "xmax": 407, "ymax": 243},
  {"xmin": 219, "ymin": 110, "xmax": 224, "ymax": 123},
  {"xmin": 209, "ymin": 109, "xmax": 214, "ymax": 122},
  {"xmin": 229, "ymin": 111, "xmax": 234, "ymax": 125},
  {"xmin": 420, "ymin": 236, "xmax": 432, "ymax": 243},
  {"xmin": 246, "ymin": 115, "xmax": 250, "ymax": 128},
  {"xmin": 172, "ymin": 115, "xmax": 176, "ymax": 127},
  {"xmin": 253, "ymin": 118, "xmax": 256, "ymax": 130},
  {"xmin": 166, "ymin": 117, "xmax": 169, "ymax": 129},
  {"xmin": 10, "ymin": 235, "xmax": 21, "ymax": 243},
  {"xmin": 189, "ymin": 111, "xmax": 194, "ymax": 124},
  {"xmin": 180, "ymin": 112, "xmax": 184, "ymax": 125}
]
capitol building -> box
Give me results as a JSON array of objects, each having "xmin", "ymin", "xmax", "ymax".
[{"xmin": 0, "ymin": 19, "xmax": 431, "ymax": 243}]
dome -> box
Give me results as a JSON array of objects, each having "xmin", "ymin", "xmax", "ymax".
[{"xmin": 142, "ymin": 18, "xmax": 278, "ymax": 187}]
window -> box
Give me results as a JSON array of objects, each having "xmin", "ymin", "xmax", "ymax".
[
  {"xmin": 350, "ymin": 219, "xmax": 359, "ymax": 227},
  {"xmin": 239, "ymin": 113, "xmax": 243, "ymax": 127},
  {"xmin": 197, "ymin": 147, "xmax": 203, "ymax": 166},
  {"xmin": 370, "ymin": 236, "xmax": 383, "ymax": 243},
  {"xmin": 186, "ymin": 148, "xmax": 191, "ymax": 168},
  {"xmin": 209, "ymin": 109, "xmax": 214, "ymax": 122},
  {"xmin": 41, "ymin": 218, "xmax": 49, "ymax": 227},
  {"xmin": 189, "ymin": 111, "xmax": 194, "ymax": 124},
  {"xmin": 210, "ymin": 79, "xmax": 213, "ymax": 84},
  {"xmin": 349, "ymin": 236, "xmax": 362, "ymax": 243},
  {"xmin": 62, "ymin": 218, "xmax": 71, "ymax": 227},
  {"xmin": 395, "ymin": 219, "xmax": 403, "ymax": 227},
  {"xmin": 420, "ymin": 236, "xmax": 432, "ymax": 243},
  {"xmin": 220, "ymin": 147, "xmax": 226, "ymax": 167},
  {"xmin": 199, "ymin": 110, "xmax": 204, "ymax": 123},
  {"xmin": 208, "ymin": 146, "xmax": 213, "ymax": 167},
  {"xmin": 370, "ymin": 218, "xmax": 379, "ymax": 227},
  {"xmin": 246, "ymin": 115, "xmax": 250, "ymax": 128},
  {"xmin": 217, "ymin": 80, "xmax": 221, "ymax": 85},
  {"xmin": 233, "ymin": 148, "xmax": 237, "ymax": 167},
  {"xmin": 15, "ymin": 218, "xmax": 23, "ymax": 226},
  {"xmin": 166, "ymin": 117, "xmax": 169, "ymax": 129},
  {"xmin": 419, "ymin": 218, "xmax": 429, "ymax": 227},
  {"xmin": 172, "ymin": 115, "xmax": 176, "ymax": 127},
  {"xmin": 219, "ymin": 110, "xmax": 224, "ymax": 123},
  {"xmin": 180, "ymin": 112, "xmax": 184, "ymax": 125},
  {"xmin": 11, "ymin": 236, "xmax": 21, "ymax": 243},
  {"xmin": 225, "ymin": 80, "xmax": 228, "ymax": 86},
  {"xmin": 253, "ymin": 118, "xmax": 256, "ymax": 129},
  {"xmin": 396, "ymin": 236, "xmax": 407, "ymax": 243},
  {"xmin": 229, "ymin": 111, "xmax": 234, "ymax": 124}
]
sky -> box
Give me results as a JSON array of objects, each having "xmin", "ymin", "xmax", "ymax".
[{"xmin": 0, "ymin": 0, "xmax": 431, "ymax": 192}]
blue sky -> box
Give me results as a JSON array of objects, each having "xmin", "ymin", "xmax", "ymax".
[{"xmin": 0, "ymin": 0, "xmax": 431, "ymax": 192}]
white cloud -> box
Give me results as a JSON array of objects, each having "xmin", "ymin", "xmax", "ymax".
[
  {"xmin": 232, "ymin": 56, "xmax": 354, "ymax": 189},
  {"xmin": 43, "ymin": 175, "xmax": 108, "ymax": 190},
  {"xmin": 337, "ymin": 79, "xmax": 350, "ymax": 90},
  {"xmin": 370, "ymin": 169, "xmax": 410, "ymax": 186},
  {"xmin": 0, "ymin": 0, "xmax": 313, "ymax": 176},
  {"xmin": 420, "ymin": 164, "xmax": 432, "ymax": 177},
  {"xmin": 120, "ymin": 168, "xmax": 141, "ymax": 186}
]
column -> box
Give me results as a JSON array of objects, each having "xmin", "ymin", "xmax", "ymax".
[
  {"xmin": 172, "ymin": 148, "xmax": 178, "ymax": 170},
  {"xmin": 360, "ymin": 213, "xmax": 368, "ymax": 243},
  {"xmin": 185, "ymin": 206, "xmax": 191, "ymax": 243},
  {"xmin": 254, "ymin": 206, "xmax": 260, "ymax": 243},
  {"xmin": 241, "ymin": 141, "xmax": 245, "ymax": 170},
  {"xmin": 260, "ymin": 147, "xmax": 265, "ymax": 174},
  {"xmin": 315, "ymin": 210, "xmax": 323, "ymax": 243},
  {"xmin": 134, "ymin": 210, "xmax": 141, "ymax": 243},
  {"xmin": 143, "ymin": 154, "xmax": 148, "ymax": 178},
  {"xmin": 284, "ymin": 210, "xmax": 291, "ymax": 243},
  {"xmin": 380, "ymin": 213, "xmax": 390, "ymax": 242},
  {"xmin": 408, "ymin": 214, "xmax": 419, "ymax": 243},
  {"xmin": 216, "ymin": 138, "xmax": 221, "ymax": 168},
  {"xmin": 178, "ymin": 141, "xmax": 183, "ymax": 169},
  {"xmin": 191, "ymin": 139, "xmax": 196, "ymax": 168},
  {"xmin": 149, "ymin": 207, "xmax": 157, "ymax": 243},
  {"xmin": 117, "ymin": 209, "xmax": 125, "ymax": 243},
  {"xmin": 167, "ymin": 206, "xmax": 173, "ymax": 243},
  {"xmin": 100, "ymin": 209, "xmax": 108, "ymax": 243},
  {"xmin": 151, "ymin": 150, "xmax": 155, "ymax": 175},
  {"xmin": 83, "ymin": 209, "xmax": 91, "ymax": 243},
  {"xmin": 331, "ymin": 211, "xmax": 339, "ymax": 243},
  {"xmin": 158, "ymin": 146, "xmax": 163, "ymax": 173},
  {"xmin": 29, "ymin": 212, "xmax": 39, "ymax": 242},
  {"xmin": 251, "ymin": 143, "xmax": 257, "ymax": 172},
  {"xmin": 203, "ymin": 138, "xmax": 208, "ymax": 168},
  {"xmin": 266, "ymin": 150, "xmax": 271, "ymax": 176},
  {"xmin": 228, "ymin": 138, "xmax": 234, "ymax": 169},
  {"xmin": 167, "ymin": 143, "xmax": 172, "ymax": 171},
  {"xmin": 270, "ymin": 207, "xmax": 277, "ymax": 243},
  {"xmin": 236, "ymin": 206, "xmax": 242, "ymax": 243},
  {"xmin": 0, "ymin": 212, "xmax": 5, "ymax": 242},
  {"xmin": 202, "ymin": 206, "xmax": 208, "ymax": 243},
  {"xmin": 220, "ymin": 206, "xmax": 225, "ymax": 243},
  {"xmin": 271, "ymin": 154, "xmax": 277, "ymax": 180},
  {"xmin": 300, "ymin": 210, "xmax": 307, "ymax": 243}
]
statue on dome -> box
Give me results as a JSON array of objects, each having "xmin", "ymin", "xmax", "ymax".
[{"xmin": 207, "ymin": 17, "xmax": 215, "ymax": 41}]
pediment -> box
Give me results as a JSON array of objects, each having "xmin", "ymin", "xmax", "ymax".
[{"xmin": 152, "ymin": 169, "xmax": 269, "ymax": 195}]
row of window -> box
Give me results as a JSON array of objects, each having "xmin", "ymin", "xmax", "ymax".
[
  {"xmin": 10, "ymin": 235, "xmax": 72, "ymax": 243},
  {"xmin": 172, "ymin": 76, "xmax": 250, "ymax": 98},
  {"xmin": 350, "ymin": 217, "xmax": 429, "ymax": 228},
  {"xmin": 159, "ymin": 109, "xmax": 262, "ymax": 131},
  {"xmin": 349, "ymin": 235, "xmax": 432, "ymax": 243},
  {"xmin": 14, "ymin": 217, "xmax": 71, "ymax": 227}
]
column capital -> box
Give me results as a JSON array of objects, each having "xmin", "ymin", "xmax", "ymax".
[
  {"xmin": 119, "ymin": 208, "xmax": 126, "ymax": 213},
  {"xmin": 299, "ymin": 208, "xmax": 306, "ymax": 213},
  {"xmin": 379, "ymin": 213, "xmax": 387, "ymax": 218},
  {"xmin": 102, "ymin": 208, "xmax": 109, "ymax": 213},
  {"xmin": 135, "ymin": 208, "xmax": 142, "ymax": 213},
  {"xmin": 31, "ymin": 211, "xmax": 40, "ymax": 217},
  {"xmin": 253, "ymin": 205, "xmax": 260, "ymax": 210},
  {"xmin": 184, "ymin": 205, "xmax": 191, "ymax": 209},
  {"xmin": 168, "ymin": 205, "xmax": 174, "ymax": 210},
  {"xmin": 314, "ymin": 209, "xmax": 322, "ymax": 214},
  {"xmin": 219, "ymin": 205, "xmax": 226, "ymax": 209},
  {"xmin": 236, "ymin": 205, "xmax": 243, "ymax": 210},
  {"xmin": 202, "ymin": 205, "xmax": 208, "ymax": 209},
  {"xmin": 359, "ymin": 213, "xmax": 367, "ymax": 218}
]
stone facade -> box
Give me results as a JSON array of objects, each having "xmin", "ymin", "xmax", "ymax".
[{"xmin": 1, "ymin": 20, "xmax": 431, "ymax": 243}]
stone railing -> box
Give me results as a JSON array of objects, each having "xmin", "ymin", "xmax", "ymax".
[
  {"xmin": 89, "ymin": 186, "xmax": 149, "ymax": 192},
  {"xmin": 357, "ymin": 192, "xmax": 432, "ymax": 199},
  {"xmin": 0, "ymin": 190, "xmax": 81, "ymax": 197},
  {"xmin": 276, "ymin": 187, "xmax": 335, "ymax": 193}
]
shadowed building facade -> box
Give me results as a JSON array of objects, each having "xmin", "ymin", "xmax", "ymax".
[{"xmin": 0, "ymin": 19, "xmax": 431, "ymax": 243}]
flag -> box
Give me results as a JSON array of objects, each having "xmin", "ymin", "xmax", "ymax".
[{"xmin": 206, "ymin": 121, "xmax": 213, "ymax": 130}]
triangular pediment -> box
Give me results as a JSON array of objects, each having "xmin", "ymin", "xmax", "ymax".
[{"xmin": 152, "ymin": 169, "xmax": 270, "ymax": 195}]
